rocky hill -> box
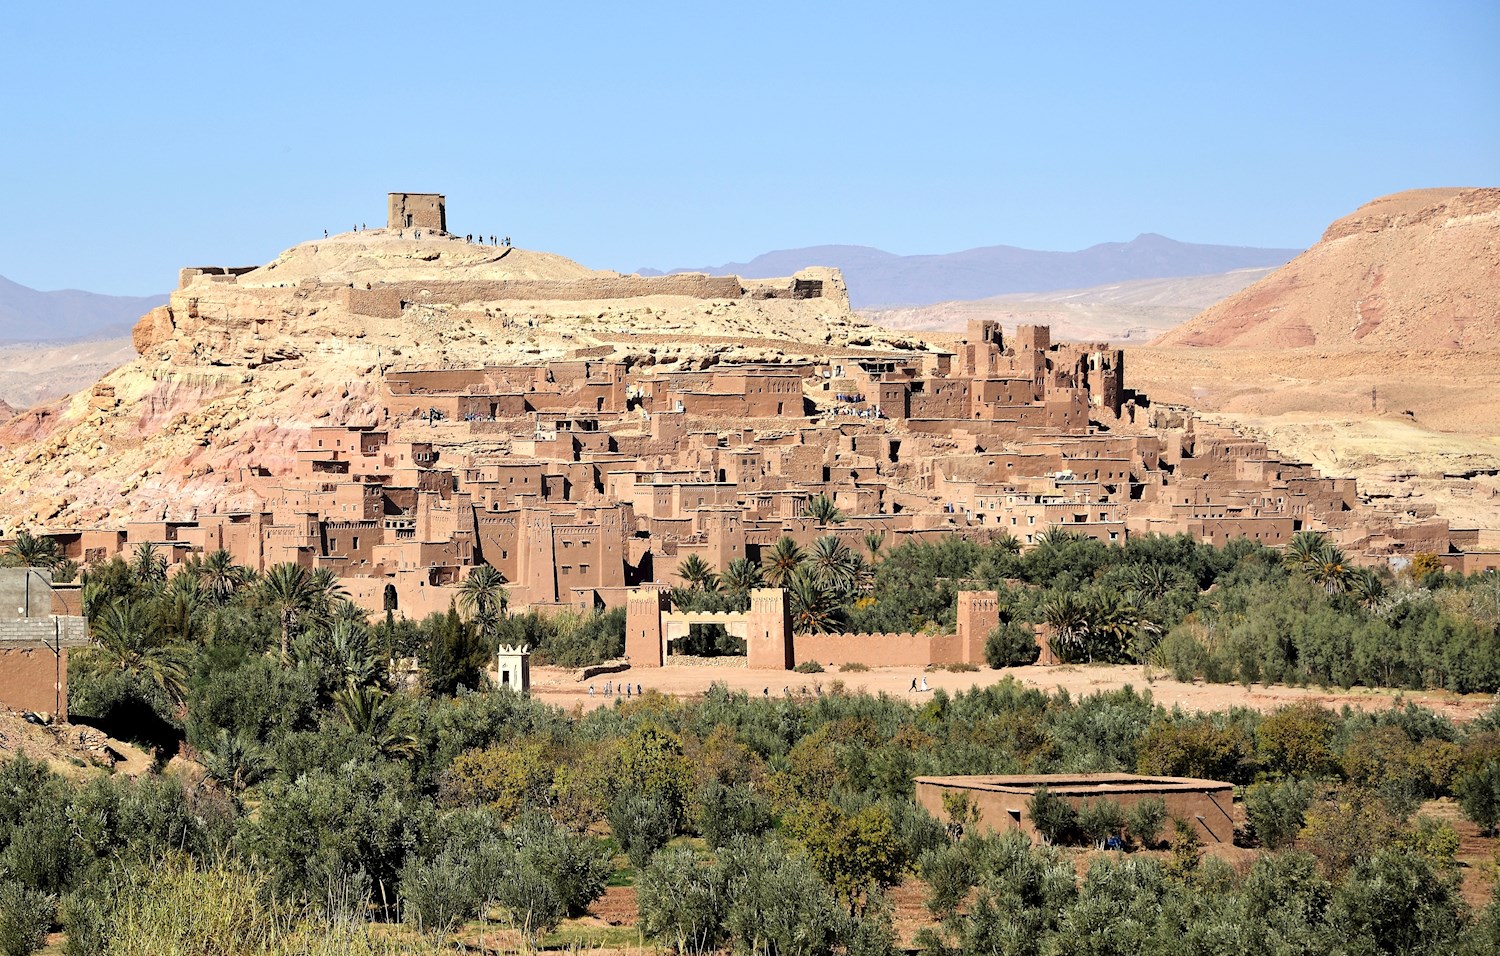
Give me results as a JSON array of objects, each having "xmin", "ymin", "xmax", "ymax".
[
  {"xmin": 1135, "ymin": 188, "xmax": 1500, "ymax": 532},
  {"xmin": 643, "ymin": 234, "xmax": 1300, "ymax": 309},
  {"xmin": 1157, "ymin": 188, "xmax": 1500, "ymax": 349},
  {"xmin": 0, "ymin": 229, "xmax": 930, "ymax": 532}
]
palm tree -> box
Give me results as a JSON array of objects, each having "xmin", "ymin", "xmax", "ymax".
[
  {"xmin": 1129, "ymin": 564, "xmax": 1177, "ymax": 602},
  {"xmin": 761, "ymin": 537, "xmax": 805, "ymax": 587},
  {"xmin": 458, "ymin": 564, "xmax": 509, "ymax": 638},
  {"xmin": 129, "ymin": 542, "xmax": 169, "ymax": 591},
  {"xmin": 296, "ymin": 618, "xmax": 383, "ymax": 689},
  {"xmin": 334, "ymin": 681, "xmax": 419, "ymax": 759},
  {"xmin": 1, "ymin": 530, "xmax": 60, "ymax": 570},
  {"xmin": 90, "ymin": 600, "xmax": 189, "ymax": 703},
  {"xmin": 192, "ymin": 549, "xmax": 250, "ymax": 606},
  {"xmin": 1286, "ymin": 530, "xmax": 1329, "ymax": 573},
  {"xmin": 158, "ymin": 574, "xmax": 204, "ymax": 644},
  {"xmin": 1347, "ymin": 567, "xmax": 1384, "ymax": 609},
  {"xmin": 261, "ymin": 563, "xmax": 315, "ymax": 660},
  {"xmin": 720, "ymin": 558, "xmax": 764, "ymax": 595},
  {"xmin": 307, "ymin": 567, "xmax": 350, "ymax": 620},
  {"xmin": 802, "ymin": 494, "xmax": 845, "ymax": 526},
  {"xmin": 1039, "ymin": 592, "xmax": 1089, "ymax": 663},
  {"xmin": 675, "ymin": 554, "xmax": 719, "ymax": 592},
  {"xmin": 1308, "ymin": 543, "xmax": 1352, "ymax": 595},
  {"xmin": 805, "ymin": 536, "xmax": 859, "ymax": 594},
  {"xmin": 786, "ymin": 569, "xmax": 841, "ymax": 634},
  {"xmin": 863, "ymin": 532, "xmax": 886, "ymax": 562},
  {"xmin": 201, "ymin": 728, "xmax": 270, "ymax": 796}
]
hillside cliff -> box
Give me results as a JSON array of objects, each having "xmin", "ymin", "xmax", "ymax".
[
  {"xmin": 0, "ymin": 229, "xmax": 921, "ymax": 532},
  {"xmin": 1157, "ymin": 188, "xmax": 1500, "ymax": 349}
]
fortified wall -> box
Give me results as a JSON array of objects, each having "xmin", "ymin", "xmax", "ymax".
[{"xmin": 624, "ymin": 588, "xmax": 1006, "ymax": 670}]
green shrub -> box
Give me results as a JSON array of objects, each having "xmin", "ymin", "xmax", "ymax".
[
  {"xmin": 1156, "ymin": 628, "xmax": 1209, "ymax": 683},
  {"xmin": 794, "ymin": 660, "xmax": 825, "ymax": 674},
  {"xmin": 1455, "ymin": 759, "xmax": 1500, "ymax": 834},
  {"xmin": 398, "ymin": 852, "xmax": 475, "ymax": 934},
  {"xmin": 1076, "ymin": 799, "xmax": 1127, "ymax": 848},
  {"xmin": 636, "ymin": 845, "xmax": 729, "ymax": 956},
  {"xmin": 608, "ymin": 791, "xmax": 676, "ymax": 869},
  {"xmin": 0, "ymin": 880, "xmax": 52, "ymax": 956},
  {"xmin": 696, "ymin": 782, "xmax": 772, "ymax": 849},
  {"xmin": 1245, "ymin": 777, "xmax": 1314, "ymax": 850},
  {"xmin": 1027, "ymin": 786, "xmax": 1077, "ymax": 845},
  {"xmin": 985, "ymin": 621, "xmax": 1040, "ymax": 668},
  {"xmin": 839, "ymin": 662, "xmax": 869, "ymax": 673},
  {"xmin": 1125, "ymin": 796, "xmax": 1167, "ymax": 848}
]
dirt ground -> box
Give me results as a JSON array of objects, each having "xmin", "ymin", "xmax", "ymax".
[
  {"xmin": 0, "ymin": 711, "xmax": 152, "ymax": 779},
  {"xmin": 529, "ymin": 662, "xmax": 1499, "ymax": 722}
]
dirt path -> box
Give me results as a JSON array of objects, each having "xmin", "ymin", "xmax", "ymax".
[{"xmin": 529, "ymin": 663, "xmax": 1498, "ymax": 721}]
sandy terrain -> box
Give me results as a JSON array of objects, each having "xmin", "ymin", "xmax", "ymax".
[
  {"xmin": 526, "ymin": 663, "xmax": 1499, "ymax": 722},
  {"xmin": 863, "ymin": 268, "xmax": 1275, "ymax": 343},
  {"xmin": 1130, "ymin": 345, "xmax": 1500, "ymax": 531}
]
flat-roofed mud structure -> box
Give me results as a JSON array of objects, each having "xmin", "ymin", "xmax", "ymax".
[{"xmin": 915, "ymin": 772, "xmax": 1236, "ymax": 843}]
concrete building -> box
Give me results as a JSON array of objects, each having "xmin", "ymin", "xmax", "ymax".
[{"xmin": 0, "ymin": 569, "xmax": 89, "ymax": 717}]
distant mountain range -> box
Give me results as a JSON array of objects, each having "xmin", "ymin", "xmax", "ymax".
[
  {"xmin": 0, "ymin": 274, "xmax": 166, "ymax": 343},
  {"xmin": 641, "ymin": 234, "xmax": 1303, "ymax": 309}
]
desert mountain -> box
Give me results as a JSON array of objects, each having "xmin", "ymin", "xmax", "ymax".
[
  {"xmin": 1157, "ymin": 188, "xmax": 1500, "ymax": 349},
  {"xmin": 863, "ymin": 268, "xmax": 1275, "ymax": 342},
  {"xmin": 1134, "ymin": 188, "xmax": 1500, "ymax": 532},
  {"xmin": 0, "ymin": 228, "xmax": 928, "ymax": 530},
  {"xmin": 0, "ymin": 336, "xmax": 136, "ymax": 411},
  {"xmin": 0, "ymin": 274, "xmax": 166, "ymax": 343},
  {"xmin": 643, "ymin": 234, "xmax": 1300, "ymax": 308}
]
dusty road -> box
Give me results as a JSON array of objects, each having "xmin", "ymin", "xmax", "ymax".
[{"xmin": 526, "ymin": 662, "xmax": 1498, "ymax": 721}]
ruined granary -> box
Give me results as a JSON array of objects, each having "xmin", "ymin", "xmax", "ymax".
[{"xmin": 10, "ymin": 193, "xmax": 1495, "ymax": 665}]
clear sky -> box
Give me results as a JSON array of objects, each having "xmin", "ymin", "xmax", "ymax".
[{"xmin": 3, "ymin": 1, "xmax": 1496, "ymax": 295}]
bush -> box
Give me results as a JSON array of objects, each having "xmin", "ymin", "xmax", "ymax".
[
  {"xmin": 985, "ymin": 621, "xmax": 1040, "ymax": 668},
  {"xmin": 1455, "ymin": 759, "xmax": 1500, "ymax": 834},
  {"xmin": 439, "ymin": 742, "xmax": 553, "ymax": 818},
  {"xmin": 1155, "ymin": 628, "xmax": 1209, "ymax": 683},
  {"xmin": 1076, "ymin": 799, "xmax": 1127, "ymax": 848},
  {"xmin": 0, "ymin": 880, "xmax": 52, "ymax": 956},
  {"xmin": 839, "ymin": 662, "xmax": 869, "ymax": 673},
  {"xmin": 1245, "ymin": 777, "xmax": 1315, "ymax": 849},
  {"xmin": 398, "ymin": 852, "xmax": 475, "ymax": 934},
  {"xmin": 1027, "ymin": 786, "xmax": 1077, "ymax": 845},
  {"xmin": 636, "ymin": 845, "xmax": 729, "ymax": 956},
  {"xmin": 696, "ymin": 782, "xmax": 772, "ymax": 849},
  {"xmin": 794, "ymin": 660, "xmax": 825, "ymax": 674},
  {"xmin": 1125, "ymin": 796, "xmax": 1167, "ymax": 848},
  {"xmin": 608, "ymin": 791, "xmax": 676, "ymax": 869}
]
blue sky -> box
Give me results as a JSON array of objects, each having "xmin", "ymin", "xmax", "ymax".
[{"xmin": 2, "ymin": 1, "xmax": 1496, "ymax": 295}]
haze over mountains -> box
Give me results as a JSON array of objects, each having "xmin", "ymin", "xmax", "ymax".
[
  {"xmin": 642, "ymin": 234, "xmax": 1301, "ymax": 309},
  {"xmin": 0, "ymin": 274, "xmax": 166, "ymax": 343}
]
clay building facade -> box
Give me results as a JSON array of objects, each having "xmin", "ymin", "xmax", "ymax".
[
  {"xmin": 31, "ymin": 320, "xmax": 1484, "ymax": 642},
  {"xmin": 387, "ymin": 192, "xmax": 446, "ymax": 232},
  {"xmin": 914, "ymin": 773, "xmax": 1237, "ymax": 844}
]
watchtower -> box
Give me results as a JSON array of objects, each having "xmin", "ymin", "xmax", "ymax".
[{"xmin": 387, "ymin": 192, "xmax": 446, "ymax": 233}]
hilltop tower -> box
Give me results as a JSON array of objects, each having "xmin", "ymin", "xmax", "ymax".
[{"xmin": 387, "ymin": 192, "xmax": 446, "ymax": 232}]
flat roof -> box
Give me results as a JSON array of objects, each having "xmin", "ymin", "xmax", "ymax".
[{"xmin": 915, "ymin": 773, "xmax": 1231, "ymax": 796}]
